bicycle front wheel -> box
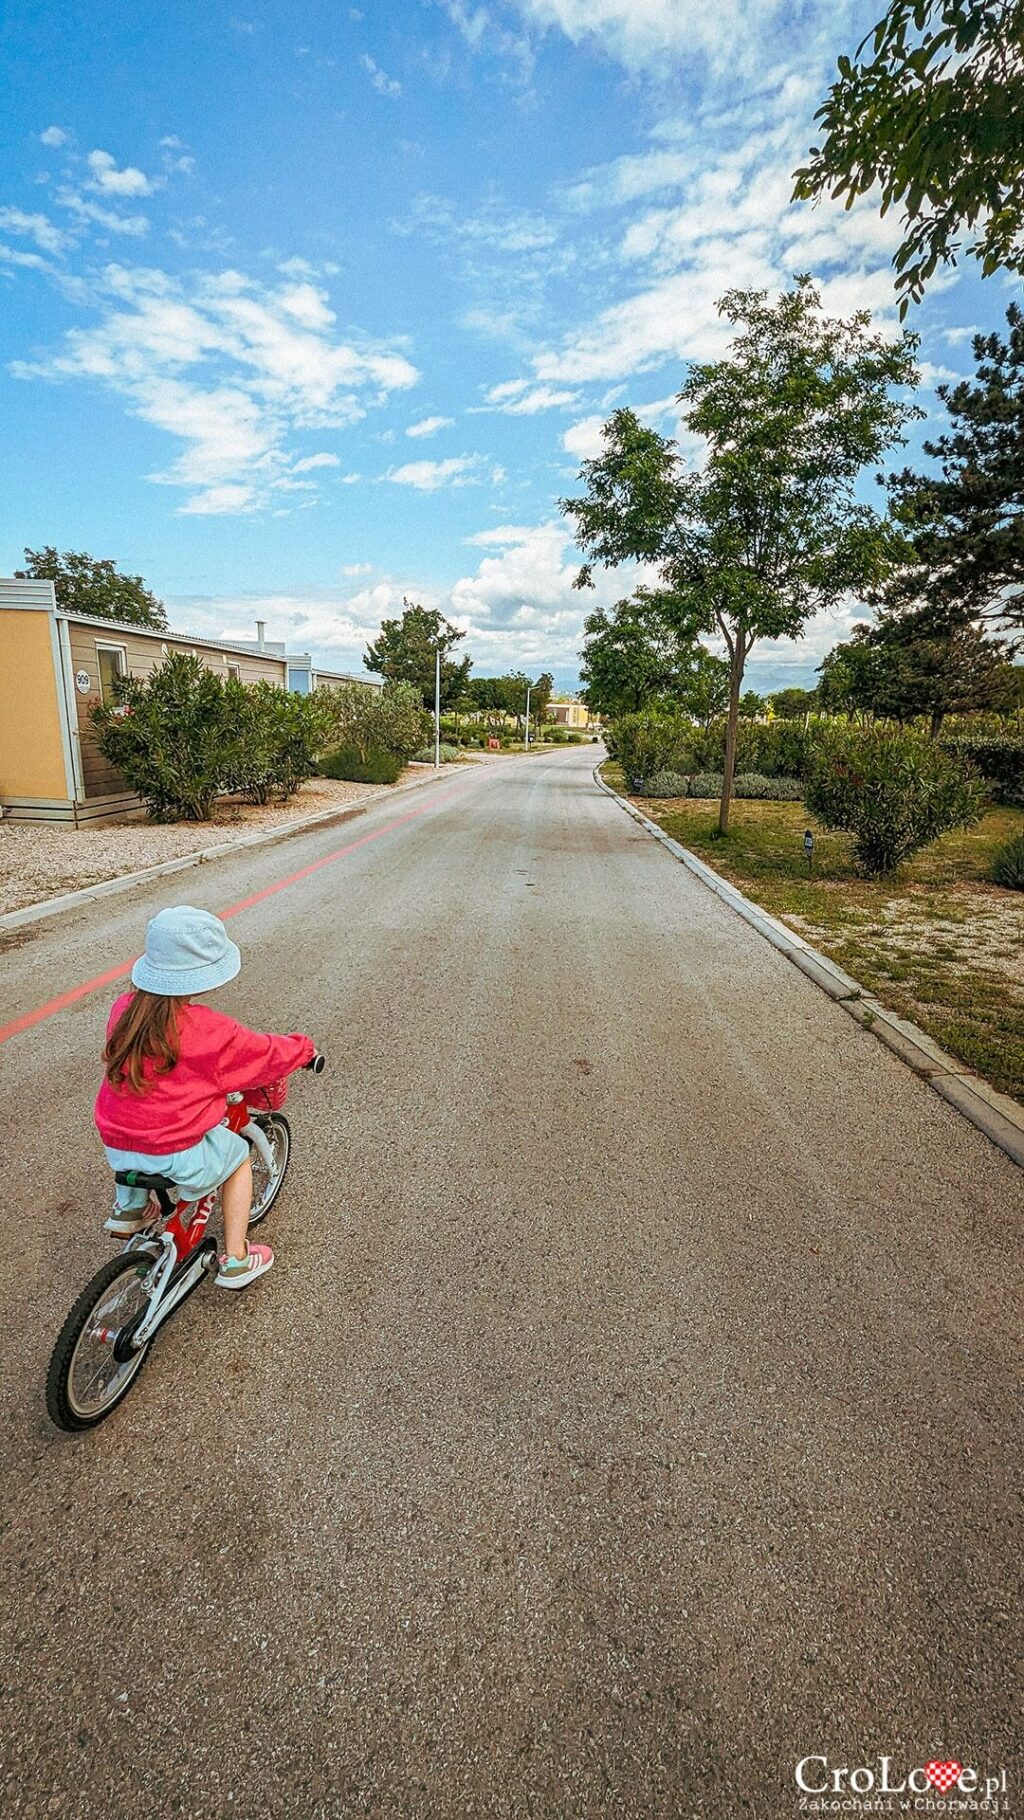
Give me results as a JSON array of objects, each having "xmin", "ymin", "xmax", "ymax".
[
  {"xmin": 247, "ymin": 1113, "xmax": 291, "ymax": 1227},
  {"xmin": 47, "ymin": 1251, "xmax": 156, "ymax": 1431}
]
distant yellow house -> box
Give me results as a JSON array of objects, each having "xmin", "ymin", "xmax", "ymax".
[
  {"xmin": 547, "ymin": 699, "xmax": 591, "ymax": 729},
  {"xmin": 0, "ymin": 578, "xmax": 377, "ymax": 824}
]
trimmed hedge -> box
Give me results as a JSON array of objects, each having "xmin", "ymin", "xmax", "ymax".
[{"xmin": 939, "ymin": 735, "xmax": 1024, "ymax": 806}]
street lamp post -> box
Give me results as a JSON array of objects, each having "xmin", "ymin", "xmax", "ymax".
[
  {"xmin": 434, "ymin": 646, "xmax": 441, "ymax": 769},
  {"xmin": 524, "ymin": 684, "xmax": 531, "ymax": 751}
]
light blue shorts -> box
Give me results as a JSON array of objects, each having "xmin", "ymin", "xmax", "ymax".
[{"xmin": 104, "ymin": 1122, "xmax": 250, "ymax": 1212}]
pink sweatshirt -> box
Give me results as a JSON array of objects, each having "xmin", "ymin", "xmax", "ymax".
[{"xmin": 95, "ymin": 993, "xmax": 315, "ymax": 1152}]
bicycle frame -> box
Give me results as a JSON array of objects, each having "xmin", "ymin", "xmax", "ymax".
[{"xmin": 116, "ymin": 1089, "xmax": 283, "ymax": 1355}]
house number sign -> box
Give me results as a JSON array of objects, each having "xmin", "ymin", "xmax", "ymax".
[{"xmin": 75, "ymin": 670, "xmax": 91, "ymax": 693}]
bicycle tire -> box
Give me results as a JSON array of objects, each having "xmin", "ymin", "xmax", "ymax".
[
  {"xmin": 47, "ymin": 1252, "xmax": 155, "ymax": 1431},
  {"xmin": 247, "ymin": 1113, "xmax": 291, "ymax": 1227}
]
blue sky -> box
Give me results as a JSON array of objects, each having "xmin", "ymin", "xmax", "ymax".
[{"xmin": 0, "ymin": 0, "xmax": 1013, "ymax": 692}]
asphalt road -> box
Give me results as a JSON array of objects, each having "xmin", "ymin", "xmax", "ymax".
[{"xmin": 1, "ymin": 746, "xmax": 1021, "ymax": 1820}]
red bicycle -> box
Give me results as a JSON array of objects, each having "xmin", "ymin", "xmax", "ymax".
[{"xmin": 46, "ymin": 1053, "xmax": 324, "ymax": 1431}]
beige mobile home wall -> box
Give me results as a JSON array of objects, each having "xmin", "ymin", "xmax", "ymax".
[{"xmin": 64, "ymin": 619, "xmax": 288, "ymax": 802}]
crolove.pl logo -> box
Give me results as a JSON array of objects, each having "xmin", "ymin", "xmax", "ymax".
[{"xmin": 795, "ymin": 1756, "xmax": 1012, "ymax": 1813}]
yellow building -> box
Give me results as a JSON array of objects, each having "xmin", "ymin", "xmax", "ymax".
[
  {"xmin": 547, "ymin": 699, "xmax": 592, "ymax": 729},
  {"xmin": 0, "ymin": 579, "xmax": 376, "ymax": 824}
]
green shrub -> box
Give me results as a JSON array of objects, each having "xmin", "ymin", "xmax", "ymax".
[
  {"xmin": 805, "ymin": 726, "xmax": 985, "ymax": 876},
  {"xmin": 991, "ymin": 832, "xmax": 1024, "ymax": 889},
  {"xmin": 637, "ymin": 769, "xmax": 690, "ymax": 797},
  {"xmin": 939, "ymin": 734, "xmax": 1024, "ymax": 806},
  {"xmin": 317, "ymin": 680, "xmax": 429, "ymax": 764},
  {"xmin": 686, "ymin": 772, "xmax": 725, "ymax": 798},
  {"xmin": 92, "ymin": 653, "xmax": 232, "ymax": 821},
  {"xmin": 411, "ymin": 742, "xmax": 460, "ymax": 763},
  {"xmin": 733, "ymin": 773, "xmax": 804, "ymax": 800},
  {"xmin": 612, "ymin": 711, "xmax": 696, "ymax": 788},
  {"xmin": 320, "ymin": 744, "xmax": 402, "ymax": 785}
]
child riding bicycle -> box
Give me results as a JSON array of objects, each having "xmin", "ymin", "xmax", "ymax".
[{"xmin": 94, "ymin": 905, "xmax": 315, "ymax": 1290}]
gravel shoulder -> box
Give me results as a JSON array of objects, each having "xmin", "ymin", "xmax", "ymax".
[{"xmin": 0, "ymin": 774, "xmax": 423, "ymax": 916}]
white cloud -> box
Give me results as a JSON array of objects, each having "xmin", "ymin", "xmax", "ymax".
[
  {"xmin": 387, "ymin": 455, "xmax": 485, "ymax": 490},
  {"xmin": 87, "ymin": 149, "xmax": 153, "ymax": 197},
  {"xmin": 292, "ymin": 452, "xmax": 341, "ymax": 471},
  {"xmin": 14, "ymin": 261, "xmax": 419, "ymax": 512},
  {"xmin": 518, "ymin": 105, "xmax": 918, "ymax": 389},
  {"xmin": 360, "ymin": 53, "xmax": 401, "ymax": 96},
  {"xmin": 561, "ymin": 414, "xmax": 606, "ymax": 461},
  {"xmin": 56, "ymin": 188, "xmax": 150, "ymax": 236},
  {"xmin": 478, "ymin": 382, "xmax": 578, "ymax": 413},
  {"xmin": 406, "ymin": 414, "xmax": 455, "ymax": 437},
  {"xmin": 509, "ymin": 0, "xmax": 818, "ymax": 75},
  {"xmin": 399, "ymin": 191, "xmax": 555, "ymax": 253},
  {"xmin": 0, "ymin": 208, "xmax": 67, "ymax": 256},
  {"xmin": 40, "ymin": 126, "xmax": 68, "ymax": 148},
  {"xmin": 178, "ymin": 483, "xmax": 257, "ymax": 516},
  {"xmin": 0, "ymin": 242, "xmax": 51, "ymax": 273},
  {"xmin": 342, "ymin": 562, "xmax": 372, "ymax": 575}
]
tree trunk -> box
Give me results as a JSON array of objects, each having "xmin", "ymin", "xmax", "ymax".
[
  {"xmin": 930, "ymin": 707, "xmax": 944, "ymax": 738},
  {"xmin": 718, "ymin": 644, "xmax": 745, "ymax": 836}
]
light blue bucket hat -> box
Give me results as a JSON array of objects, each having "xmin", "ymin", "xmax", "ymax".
[{"xmin": 131, "ymin": 905, "xmax": 241, "ymax": 997}]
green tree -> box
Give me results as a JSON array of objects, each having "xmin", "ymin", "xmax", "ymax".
[
  {"xmin": 16, "ymin": 545, "xmax": 167, "ymax": 628},
  {"xmin": 818, "ymin": 631, "xmax": 880, "ymax": 714},
  {"xmin": 739, "ymin": 689, "xmax": 765, "ymax": 719},
  {"xmin": 881, "ymin": 303, "xmax": 1024, "ymax": 632},
  {"xmin": 677, "ymin": 647, "xmax": 731, "ymax": 727},
  {"xmin": 793, "ymin": 0, "xmax": 1024, "ymax": 316},
  {"xmin": 579, "ymin": 587, "xmax": 693, "ymax": 715},
  {"xmin": 769, "ymin": 686, "xmax": 819, "ymax": 718},
  {"xmin": 819, "ymin": 606, "xmax": 1017, "ymax": 731},
  {"xmin": 531, "ymin": 671, "xmax": 554, "ymax": 730},
  {"xmin": 364, "ymin": 599, "xmax": 471, "ymax": 708},
  {"xmin": 561, "ymin": 278, "xmax": 919, "ymax": 832}
]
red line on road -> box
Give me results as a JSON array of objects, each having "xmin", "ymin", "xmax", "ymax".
[{"xmin": 0, "ymin": 785, "xmax": 465, "ymax": 1048}]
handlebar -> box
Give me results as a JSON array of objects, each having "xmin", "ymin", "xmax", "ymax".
[{"xmin": 304, "ymin": 1051, "xmax": 326, "ymax": 1074}]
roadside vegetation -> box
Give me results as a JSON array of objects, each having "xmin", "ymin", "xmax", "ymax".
[{"xmin": 605, "ymin": 754, "xmax": 1024, "ymax": 1102}]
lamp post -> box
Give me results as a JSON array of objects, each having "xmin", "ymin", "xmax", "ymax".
[
  {"xmin": 524, "ymin": 683, "xmax": 532, "ymax": 751},
  {"xmin": 434, "ymin": 646, "xmax": 441, "ymax": 769}
]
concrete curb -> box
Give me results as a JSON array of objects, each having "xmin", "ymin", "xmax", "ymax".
[
  {"xmin": 0, "ymin": 766, "xmax": 453, "ymax": 934},
  {"xmin": 594, "ymin": 763, "xmax": 1024, "ymax": 1169}
]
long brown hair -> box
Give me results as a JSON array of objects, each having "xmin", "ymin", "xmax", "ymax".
[{"xmin": 104, "ymin": 991, "xmax": 186, "ymax": 1094}]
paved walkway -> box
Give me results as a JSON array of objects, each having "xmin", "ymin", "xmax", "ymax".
[{"xmin": 0, "ymin": 747, "xmax": 1020, "ymax": 1817}]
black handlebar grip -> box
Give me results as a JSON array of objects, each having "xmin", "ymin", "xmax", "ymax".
[{"xmin": 306, "ymin": 1051, "xmax": 326, "ymax": 1074}]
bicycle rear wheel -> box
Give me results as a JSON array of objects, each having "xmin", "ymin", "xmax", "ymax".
[
  {"xmin": 47, "ymin": 1251, "xmax": 156, "ymax": 1431},
  {"xmin": 247, "ymin": 1113, "xmax": 291, "ymax": 1227}
]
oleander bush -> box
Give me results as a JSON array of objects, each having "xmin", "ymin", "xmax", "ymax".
[
  {"xmin": 805, "ymin": 726, "xmax": 985, "ymax": 876},
  {"xmin": 990, "ymin": 832, "xmax": 1024, "ymax": 889},
  {"xmin": 319, "ymin": 680, "xmax": 430, "ymax": 765},
  {"xmin": 610, "ymin": 710, "xmax": 813, "ymax": 788},
  {"xmin": 612, "ymin": 711, "xmax": 696, "ymax": 789},
  {"xmin": 320, "ymin": 744, "xmax": 403, "ymax": 785}
]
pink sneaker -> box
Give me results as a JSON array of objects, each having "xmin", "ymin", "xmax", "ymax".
[{"xmin": 215, "ymin": 1242, "xmax": 274, "ymax": 1290}]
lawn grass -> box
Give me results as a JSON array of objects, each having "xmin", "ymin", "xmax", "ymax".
[{"xmin": 603, "ymin": 763, "xmax": 1024, "ymax": 1103}]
